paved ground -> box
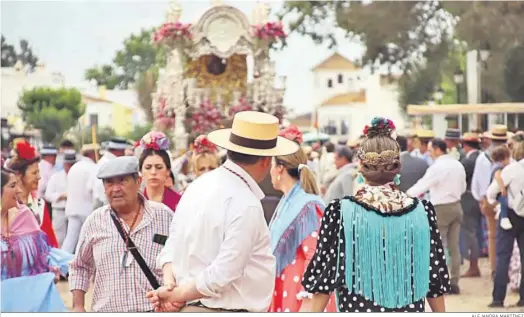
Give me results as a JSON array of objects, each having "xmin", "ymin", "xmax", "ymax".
[{"xmin": 57, "ymin": 258, "xmax": 522, "ymax": 312}]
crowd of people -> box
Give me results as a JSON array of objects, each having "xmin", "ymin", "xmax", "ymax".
[{"xmin": 1, "ymin": 111, "xmax": 523, "ymax": 312}]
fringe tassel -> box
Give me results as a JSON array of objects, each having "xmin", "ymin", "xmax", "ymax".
[
  {"xmin": 3, "ymin": 231, "xmax": 51, "ymax": 279},
  {"xmin": 274, "ymin": 201, "xmax": 320, "ymax": 277},
  {"xmin": 341, "ymin": 200, "xmax": 430, "ymax": 308}
]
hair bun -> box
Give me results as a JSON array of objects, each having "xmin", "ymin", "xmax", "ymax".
[{"xmin": 363, "ymin": 117, "xmax": 396, "ymax": 139}]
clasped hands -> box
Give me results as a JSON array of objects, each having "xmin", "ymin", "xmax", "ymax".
[{"xmin": 146, "ymin": 282, "xmax": 185, "ymax": 312}]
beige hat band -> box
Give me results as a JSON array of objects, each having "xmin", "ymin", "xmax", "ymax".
[{"xmin": 230, "ymin": 133, "xmax": 277, "ymax": 150}]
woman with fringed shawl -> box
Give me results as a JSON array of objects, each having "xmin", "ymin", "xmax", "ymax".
[
  {"xmin": 1, "ymin": 167, "xmax": 73, "ymax": 312},
  {"xmin": 268, "ymin": 126, "xmax": 336, "ymax": 312},
  {"xmin": 302, "ymin": 118, "xmax": 450, "ymax": 312},
  {"xmin": 7, "ymin": 140, "xmax": 58, "ymax": 247}
]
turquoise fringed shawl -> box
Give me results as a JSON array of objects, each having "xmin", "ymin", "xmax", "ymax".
[
  {"xmin": 338, "ymin": 199, "xmax": 430, "ymax": 309},
  {"xmin": 269, "ymin": 183, "xmax": 325, "ymax": 277}
]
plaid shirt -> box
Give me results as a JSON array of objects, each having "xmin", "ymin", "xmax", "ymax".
[{"xmin": 69, "ymin": 198, "xmax": 173, "ymax": 312}]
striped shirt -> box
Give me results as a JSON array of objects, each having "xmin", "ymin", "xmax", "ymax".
[{"xmin": 69, "ymin": 198, "xmax": 173, "ymax": 312}]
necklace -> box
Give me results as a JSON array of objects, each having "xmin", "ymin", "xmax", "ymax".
[
  {"xmin": 223, "ymin": 166, "xmax": 251, "ymax": 190},
  {"xmin": 117, "ymin": 205, "xmax": 142, "ymax": 251}
]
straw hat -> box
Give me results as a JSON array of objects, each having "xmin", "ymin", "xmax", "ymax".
[
  {"xmin": 207, "ymin": 111, "xmax": 299, "ymax": 156},
  {"xmin": 462, "ymin": 132, "xmax": 481, "ymax": 143},
  {"xmin": 415, "ymin": 129, "xmax": 435, "ymax": 139},
  {"xmin": 485, "ymin": 124, "xmax": 508, "ymax": 141}
]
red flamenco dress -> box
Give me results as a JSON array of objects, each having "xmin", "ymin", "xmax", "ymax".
[{"xmin": 27, "ymin": 194, "xmax": 58, "ymax": 248}]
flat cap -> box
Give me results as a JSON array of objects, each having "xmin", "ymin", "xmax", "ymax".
[{"xmin": 97, "ymin": 156, "xmax": 139, "ymax": 180}]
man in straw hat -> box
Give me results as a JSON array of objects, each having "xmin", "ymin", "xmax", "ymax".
[
  {"xmin": 471, "ymin": 124, "xmax": 509, "ymax": 278},
  {"xmin": 459, "ymin": 132, "xmax": 482, "ymax": 278},
  {"xmin": 148, "ymin": 111, "xmax": 299, "ymax": 312},
  {"xmin": 62, "ymin": 144, "xmax": 100, "ymax": 254},
  {"xmin": 44, "ymin": 150, "xmax": 78, "ymax": 246},
  {"xmin": 411, "ymin": 129, "xmax": 435, "ymax": 166}
]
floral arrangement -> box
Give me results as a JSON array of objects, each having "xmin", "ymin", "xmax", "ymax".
[
  {"xmin": 363, "ymin": 117, "xmax": 397, "ymax": 139},
  {"xmin": 279, "ymin": 124, "xmax": 303, "ymax": 144},
  {"xmin": 154, "ymin": 96, "xmax": 176, "ymax": 130},
  {"xmin": 138, "ymin": 131, "xmax": 171, "ymax": 151},
  {"xmin": 272, "ymin": 105, "xmax": 287, "ymax": 124},
  {"xmin": 12, "ymin": 139, "xmax": 37, "ymax": 161},
  {"xmin": 193, "ymin": 135, "xmax": 217, "ymax": 155},
  {"xmin": 191, "ymin": 100, "xmax": 222, "ymax": 135},
  {"xmin": 153, "ymin": 22, "xmax": 192, "ymax": 46},
  {"xmin": 252, "ymin": 21, "xmax": 286, "ymax": 41},
  {"xmin": 229, "ymin": 97, "xmax": 253, "ymax": 117}
]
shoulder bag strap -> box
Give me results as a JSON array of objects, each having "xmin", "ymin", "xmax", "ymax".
[{"xmin": 110, "ymin": 211, "xmax": 160, "ymax": 290}]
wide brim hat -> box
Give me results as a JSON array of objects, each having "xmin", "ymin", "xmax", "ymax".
[
  {"xmin": 462, "ymin": 132, "xmax": 481, "ymax": 143},
  {"xmin": 485, "ymin": 124, "xmax": 508, "ymax": 141},
  {"xmin": 207, "ymin": 111, "xmax": 299, "ymax": 157},
  {"xmin": 415, "ymin": 129, "xmax": 435, "ymax": 140}
]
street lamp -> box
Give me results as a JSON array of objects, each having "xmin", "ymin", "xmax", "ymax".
[
  {"xmin": 453, "ymin": 68, "xmax": 464, "ymax": 104},
  {"xmin": 433, "ymin": 88, "xmax": 444, "ymax": 104}
]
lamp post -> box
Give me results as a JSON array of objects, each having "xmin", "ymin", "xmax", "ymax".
[
  {"xmin": 453, "ymin": 68, "xmax": 464, "ymax": 104},
  {"xmin": 433, "ymin": 88, "xmax": 444, "ymax": 105},
  {"xmin": 477, "ymin": 41, "xmax": 491, "ymax": 130}
]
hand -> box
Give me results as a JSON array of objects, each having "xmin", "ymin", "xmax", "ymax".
[
  {"xmin": 58, "ymin": 193, "xmax": 67, "ymax": 201},
  {"xmin": 156, "ymin": 301, "xmax": 185, "ymax": 312},
  {"xmin": 500, "ymin": 188, "xmax": 507, "ymax": 197},
  {"xmin": 49, "ymin": 266, "xmax": 60, "ymax": 284},
  {"xmin": 72, "ymin": 306, "xmax": 86, "ymax": 313}
]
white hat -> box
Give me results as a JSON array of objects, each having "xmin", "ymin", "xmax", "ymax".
[{"xmin": 207, "ymin": 111, "xmax": 299, "ymax": 157}]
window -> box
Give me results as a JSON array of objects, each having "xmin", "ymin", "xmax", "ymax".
[
  {"xmin": 327, "ymin": 79, "xmax": 333, "ymax": 88},
  {"xmin": 89, "ymin": 113, "xmax": 98, "ymax": 127},
  {"xmin": 337, "ymin": 74, "xmax": 343, "ymax": 84}
]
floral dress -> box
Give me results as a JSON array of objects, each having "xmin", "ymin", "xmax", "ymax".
[{"xmin": 302, "ymin": 184, "xmax": 450, "ymax": 312}]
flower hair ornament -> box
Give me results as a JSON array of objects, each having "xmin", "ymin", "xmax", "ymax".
[
  {"xmin": 11, "ymin": 139, "xmax": 38, "ymax": 161},
  {"xmin": 358, "ymin": 117, "xmax": 400, "ymax": 166},
  {"xmin": 138, "ymin": 131, "xmax": 171, "ymax": 151},
  {"xmin": 193, "ymin": 135, "xmax": 217, "ymax": 155},
  {"xmin": 279, "ymin": 125, "xmax": 303, "ymax": 144}
]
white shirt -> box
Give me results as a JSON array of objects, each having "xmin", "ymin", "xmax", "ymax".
[
  {"xmin": 471, "ymin": 150, "xmax": 492, "ymax": 202},
  {"xmin": 38, "ymin": 159, "xmax": 54, "ymax": 198},
  {"xmin": 90, "ymin": 152, "xmax": 117, "ymax": 206},
  {"xmin": 157, "ymin": 160, "xmax": 275, "ymax": 312},
  {"xmin": 44, "ymin": 170, "xmax": 68, "ymax": 209},
  {"xmin": 66, "ymin": 156, "xmax": 96, "ymax": 217},
  {"xmin": 487, "ymin": 159, "xmax": 524, "ymax": 209},
  {"xmin": 407, "ymin": 154, "xmax": 467, "ymax": 205}
]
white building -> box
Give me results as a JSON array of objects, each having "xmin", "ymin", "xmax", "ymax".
[
  {"xmin": 1, "ymin": 61, "xmax": 65, "ymax": 132},
  {"xmin": 312, "ymin": 53, "xmax": 406, "ymax": 142}
]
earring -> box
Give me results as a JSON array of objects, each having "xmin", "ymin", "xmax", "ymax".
[
  {"xmin": 277, "ymin": 175, "xmax": 281, "ymax": 182},
  {"xmin": 356, "ymin": 173, "xmax": 365, "ymax": 184},
  {"xmin": 394, "ymin": 174, "xmax": 401, "ymax": 186}
]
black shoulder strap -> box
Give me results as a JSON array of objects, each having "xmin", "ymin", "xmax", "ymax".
[
  {"xmin": 110, "ymin": 211, "xmax": 160, "ymax": 290},
  {"xmin": 484, "ymin": 151, "xmax": 492, "ymax": 163}
]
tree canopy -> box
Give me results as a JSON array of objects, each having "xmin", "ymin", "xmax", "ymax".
[
  {"xmin": 18, "ymin": 87, "xmax": 85, "ymax": 143},
  {"xmin": 1, "ymin": 35, "xmax": 39, "ymax": 70}
]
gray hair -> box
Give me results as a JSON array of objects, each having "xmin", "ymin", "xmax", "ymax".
[{"xmin": 335, "ymin": 145, "xmax": 353, "ymax": 162}]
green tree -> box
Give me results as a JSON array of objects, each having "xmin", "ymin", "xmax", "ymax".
[
  {"xmin": 84, "ymin": 28, "xmax": 167, "ymax": 89},
  {"xmin": 125, "ymin": 123, "xmax": 153, "ymax": 142},
  {"xmin": 135, "ymin": 67, "xmax": 159, "ymax": 122},
  {"xmin": 504, "ymin": 44, "xmax": 524, "ymax": 102},
  {"xmin": 1, "ymin": 35, "xmax": 39, "ymax": 69},
  {"xmin": 18, "ymin": 87, "xmax": 85, "ymax": 143}
]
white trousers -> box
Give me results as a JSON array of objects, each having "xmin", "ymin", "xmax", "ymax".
[
  {"xmin": 61, "ymin": 215, "xmax": 88, "ymax": 254},
  {"xmin": 51, "ymin": 207, "xmax": 67, "ymax": 247}
]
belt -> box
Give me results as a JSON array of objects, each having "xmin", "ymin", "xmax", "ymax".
[{"xmin": 188, "ymin": 301, "xmax": 248, "ymax": 312}]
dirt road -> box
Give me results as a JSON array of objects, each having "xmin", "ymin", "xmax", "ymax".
[{"xmin": 57, "ymin": 258, "xmax": 522, "ymax": 312}]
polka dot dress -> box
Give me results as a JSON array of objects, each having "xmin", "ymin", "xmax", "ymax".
[{"xmin": 302, "ymin": 198, "xmax": 450, "ymax": 312}]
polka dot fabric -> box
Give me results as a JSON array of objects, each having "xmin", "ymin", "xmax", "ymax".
[{"xmin": 302, "ymin": 198, "xmax": 450, "ymax": 312}]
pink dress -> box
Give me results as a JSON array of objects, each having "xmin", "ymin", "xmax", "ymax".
[{"xmin": 269, "ymin": 205, "xmax": 337, "ymax": 312}]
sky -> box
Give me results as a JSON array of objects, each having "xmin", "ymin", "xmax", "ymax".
[{"xmin": 1, "ymin": 0, "xmax": 363, "ymax": 115}]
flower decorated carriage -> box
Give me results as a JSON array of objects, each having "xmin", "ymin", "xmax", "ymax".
[{"xmin": 152, "ymin": 0, "xmax": 287, "ymax": 152}]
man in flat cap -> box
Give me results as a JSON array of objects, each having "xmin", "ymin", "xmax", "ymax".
[
  {"xmin": 69, "ymin": 156, "xmax": 173, "ymax": 312},
  {"xmin": 90, "ymin": 137, "xmax": 129, "ymax": 210},
  {"xmin": 62, "ymin": 144, "xmax": 100, "ymax": 254}
]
